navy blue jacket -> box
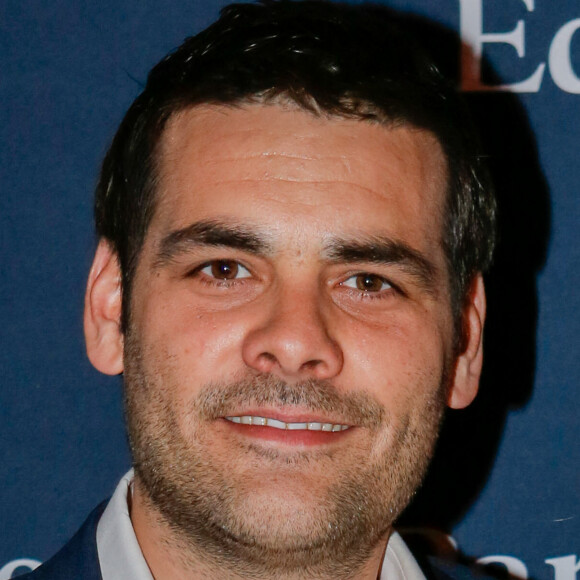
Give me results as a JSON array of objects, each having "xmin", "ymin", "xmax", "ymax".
[{"xmin": 20, "ymin": 503, "xmax": 106, "ymax": 580}]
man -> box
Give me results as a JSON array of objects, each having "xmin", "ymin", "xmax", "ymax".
[{"xmin": 23, "ymin": 1, "xmax": 497, "ymax": 578}]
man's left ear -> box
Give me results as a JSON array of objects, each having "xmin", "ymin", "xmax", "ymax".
[
  {"xmin": 447, "ymin": 273, "xmax": 486, "ymax": 409},
  {"xmin": 84, "ymin": 240, "xmax": 124, "ymax": 375}
]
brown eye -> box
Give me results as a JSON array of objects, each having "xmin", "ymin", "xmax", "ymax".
[
  {"xmin": 199, "ymin": 260, "xmax": 251, "ymax": 281},
  {"xmin": 342, "ymin": 273, "xmax": 391, "ymax": 292},
  {"xmin": 356, "ymin": 274, "xmax": 385, "ymax": 292},
  {"xmin": 210, "ymin": 260, "xmax": 239, "ymax": 279}
]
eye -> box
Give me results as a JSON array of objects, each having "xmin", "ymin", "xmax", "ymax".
[
  {"xmin": 342, "ymin": 273, "xmax": 392, "ymax": 293},
  {"xmin": 200, "ymin": 260, "xmax": 251, "ymax": 280}
]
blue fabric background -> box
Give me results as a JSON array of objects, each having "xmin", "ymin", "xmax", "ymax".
[{"xmin": 1, "ymin": 1, "xmax": 578, "ymax": 579}]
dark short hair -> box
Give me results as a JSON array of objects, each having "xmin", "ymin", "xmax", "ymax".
[{"xmin": 95, "ymin": 0, "xmax": 496, "ymax": 334}]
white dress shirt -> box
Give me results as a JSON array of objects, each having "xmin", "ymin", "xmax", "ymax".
[{"xmin": 97, "ymin": 471, "xmax": 426, "ymax": 580}]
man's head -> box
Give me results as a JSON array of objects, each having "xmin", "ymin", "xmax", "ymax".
[{"xmin": 84, "ymin": 2, "xmax": 495, "ymax": 578}]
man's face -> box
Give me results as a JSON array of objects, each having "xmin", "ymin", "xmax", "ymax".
[{"xmin": 97, "ymin": 104, "xmax": 476, "ymax": 574}]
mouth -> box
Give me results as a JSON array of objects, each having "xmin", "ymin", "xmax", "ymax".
[
  {"xmin": 225, "ymin": 415, "xmax": 351, "ymax": 432},
  {"xmin": 219, "ymin": 410, "xmax": 354, "ymax": 447}
]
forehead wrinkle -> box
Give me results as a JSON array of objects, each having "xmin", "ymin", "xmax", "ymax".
[
  {"xmin": 203, "ymin": 152, "xmax": 330, "ymax": 162},
  {"xmin": 202, "ymin": 153, "xmax": 360, "ymax": 185},
  {"xmin": 208, "ymin": 178, "xmax": 386, "ymax": 194}
]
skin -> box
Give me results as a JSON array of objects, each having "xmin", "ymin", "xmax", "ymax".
[{"xmin": 84, "ymin": 104, "xmax": 486, "ymax": 579}]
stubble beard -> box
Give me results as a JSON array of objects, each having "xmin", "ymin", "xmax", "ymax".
[{"xmin": 123, "ymin": 332, "xmax": 448, "ymax": 579}]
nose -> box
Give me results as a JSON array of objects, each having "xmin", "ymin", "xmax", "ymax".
[{"xmin": 241, "ymin": 285, "xmax": 343, "ymax": 381}]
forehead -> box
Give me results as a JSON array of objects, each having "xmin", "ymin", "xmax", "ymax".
[{"xmin": 154, "ymin": 104, "xmax": 448, "ymax": 257}]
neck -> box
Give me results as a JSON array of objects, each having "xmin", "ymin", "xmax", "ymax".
[{"xmin": 130, "ymin": 482, "xmax": 390, "ymax": 580}]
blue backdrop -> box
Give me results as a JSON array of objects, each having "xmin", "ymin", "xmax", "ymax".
[{"xmin": 1, "ymin": 1, "xmax": 578, "ymax": 579}]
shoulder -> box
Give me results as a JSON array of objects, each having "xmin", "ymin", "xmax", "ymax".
[
  {"xmin": 18, "ymin": 502, "xmax": 107, "ymax": 580},
  {"xmin": 424, "ymin": 556, "xmax": 508, "ymax": 580},
  {"xmin": 399, "ymin": 532, "xmax": 508, "ymax": 580}
]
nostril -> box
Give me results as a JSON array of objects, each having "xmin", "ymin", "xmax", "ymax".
[
  {"xmin": 261, "ymin": 352, "xmax": 278, "ymax": 365},
  {"xmin": 303, "ymin": 359, "xmax": 323, "ymax": 370}
]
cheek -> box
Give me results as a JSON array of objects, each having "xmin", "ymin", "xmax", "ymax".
[
  {"xmin": 339, "ymin": 312, "xmax": 449, "ymax": 408},
  {"xmin": 135, "ymin": 288, "xmax": 253, "ymax": 378}
]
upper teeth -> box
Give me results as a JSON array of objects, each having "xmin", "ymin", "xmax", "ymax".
[{"xmin": 225, "ymin": 416, "xmax": 350, "ymax": 432}]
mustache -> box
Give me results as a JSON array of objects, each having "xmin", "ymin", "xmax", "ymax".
[{"xmin": 194, "ymin": 374, "xmax": 385, "ymax": 429}]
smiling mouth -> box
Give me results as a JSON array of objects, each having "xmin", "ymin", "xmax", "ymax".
[{"xmin": 225, "ymin": 416, "xmax": 351, "ymax": 432}]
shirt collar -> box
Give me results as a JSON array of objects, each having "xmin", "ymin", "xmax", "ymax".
[{"xmin": 96, "ymin": 470, "xmax": 154, "ymax": 580}]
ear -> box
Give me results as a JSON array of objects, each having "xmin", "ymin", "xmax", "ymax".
[
  {"xmin": 447, "ymin": 273, "xmax": 486, "ymax": 409},
  {"xmin": 84, "ymin": 240, "xmax": 124, "ymax": 375}
]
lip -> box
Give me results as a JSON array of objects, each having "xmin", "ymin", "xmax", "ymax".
[
  {"xmin": 220, "ymin": 418, "xmax": 353, "ymax": 446},
  {"xmin": 217, "ymin": 407, "xmax": 355, "ymax": 447}
]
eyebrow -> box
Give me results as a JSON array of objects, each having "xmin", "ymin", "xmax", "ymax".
[
  {"xmin": 154, "ymin": 220, "xmax": 440, "ymax": 292},
  {"xmin": 324, "ymin": 236, "xmax": 438, "ymax": 292},
  {"xmin": 154, "ymin": 220, "xmax": 272, "ymax": 267}
]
